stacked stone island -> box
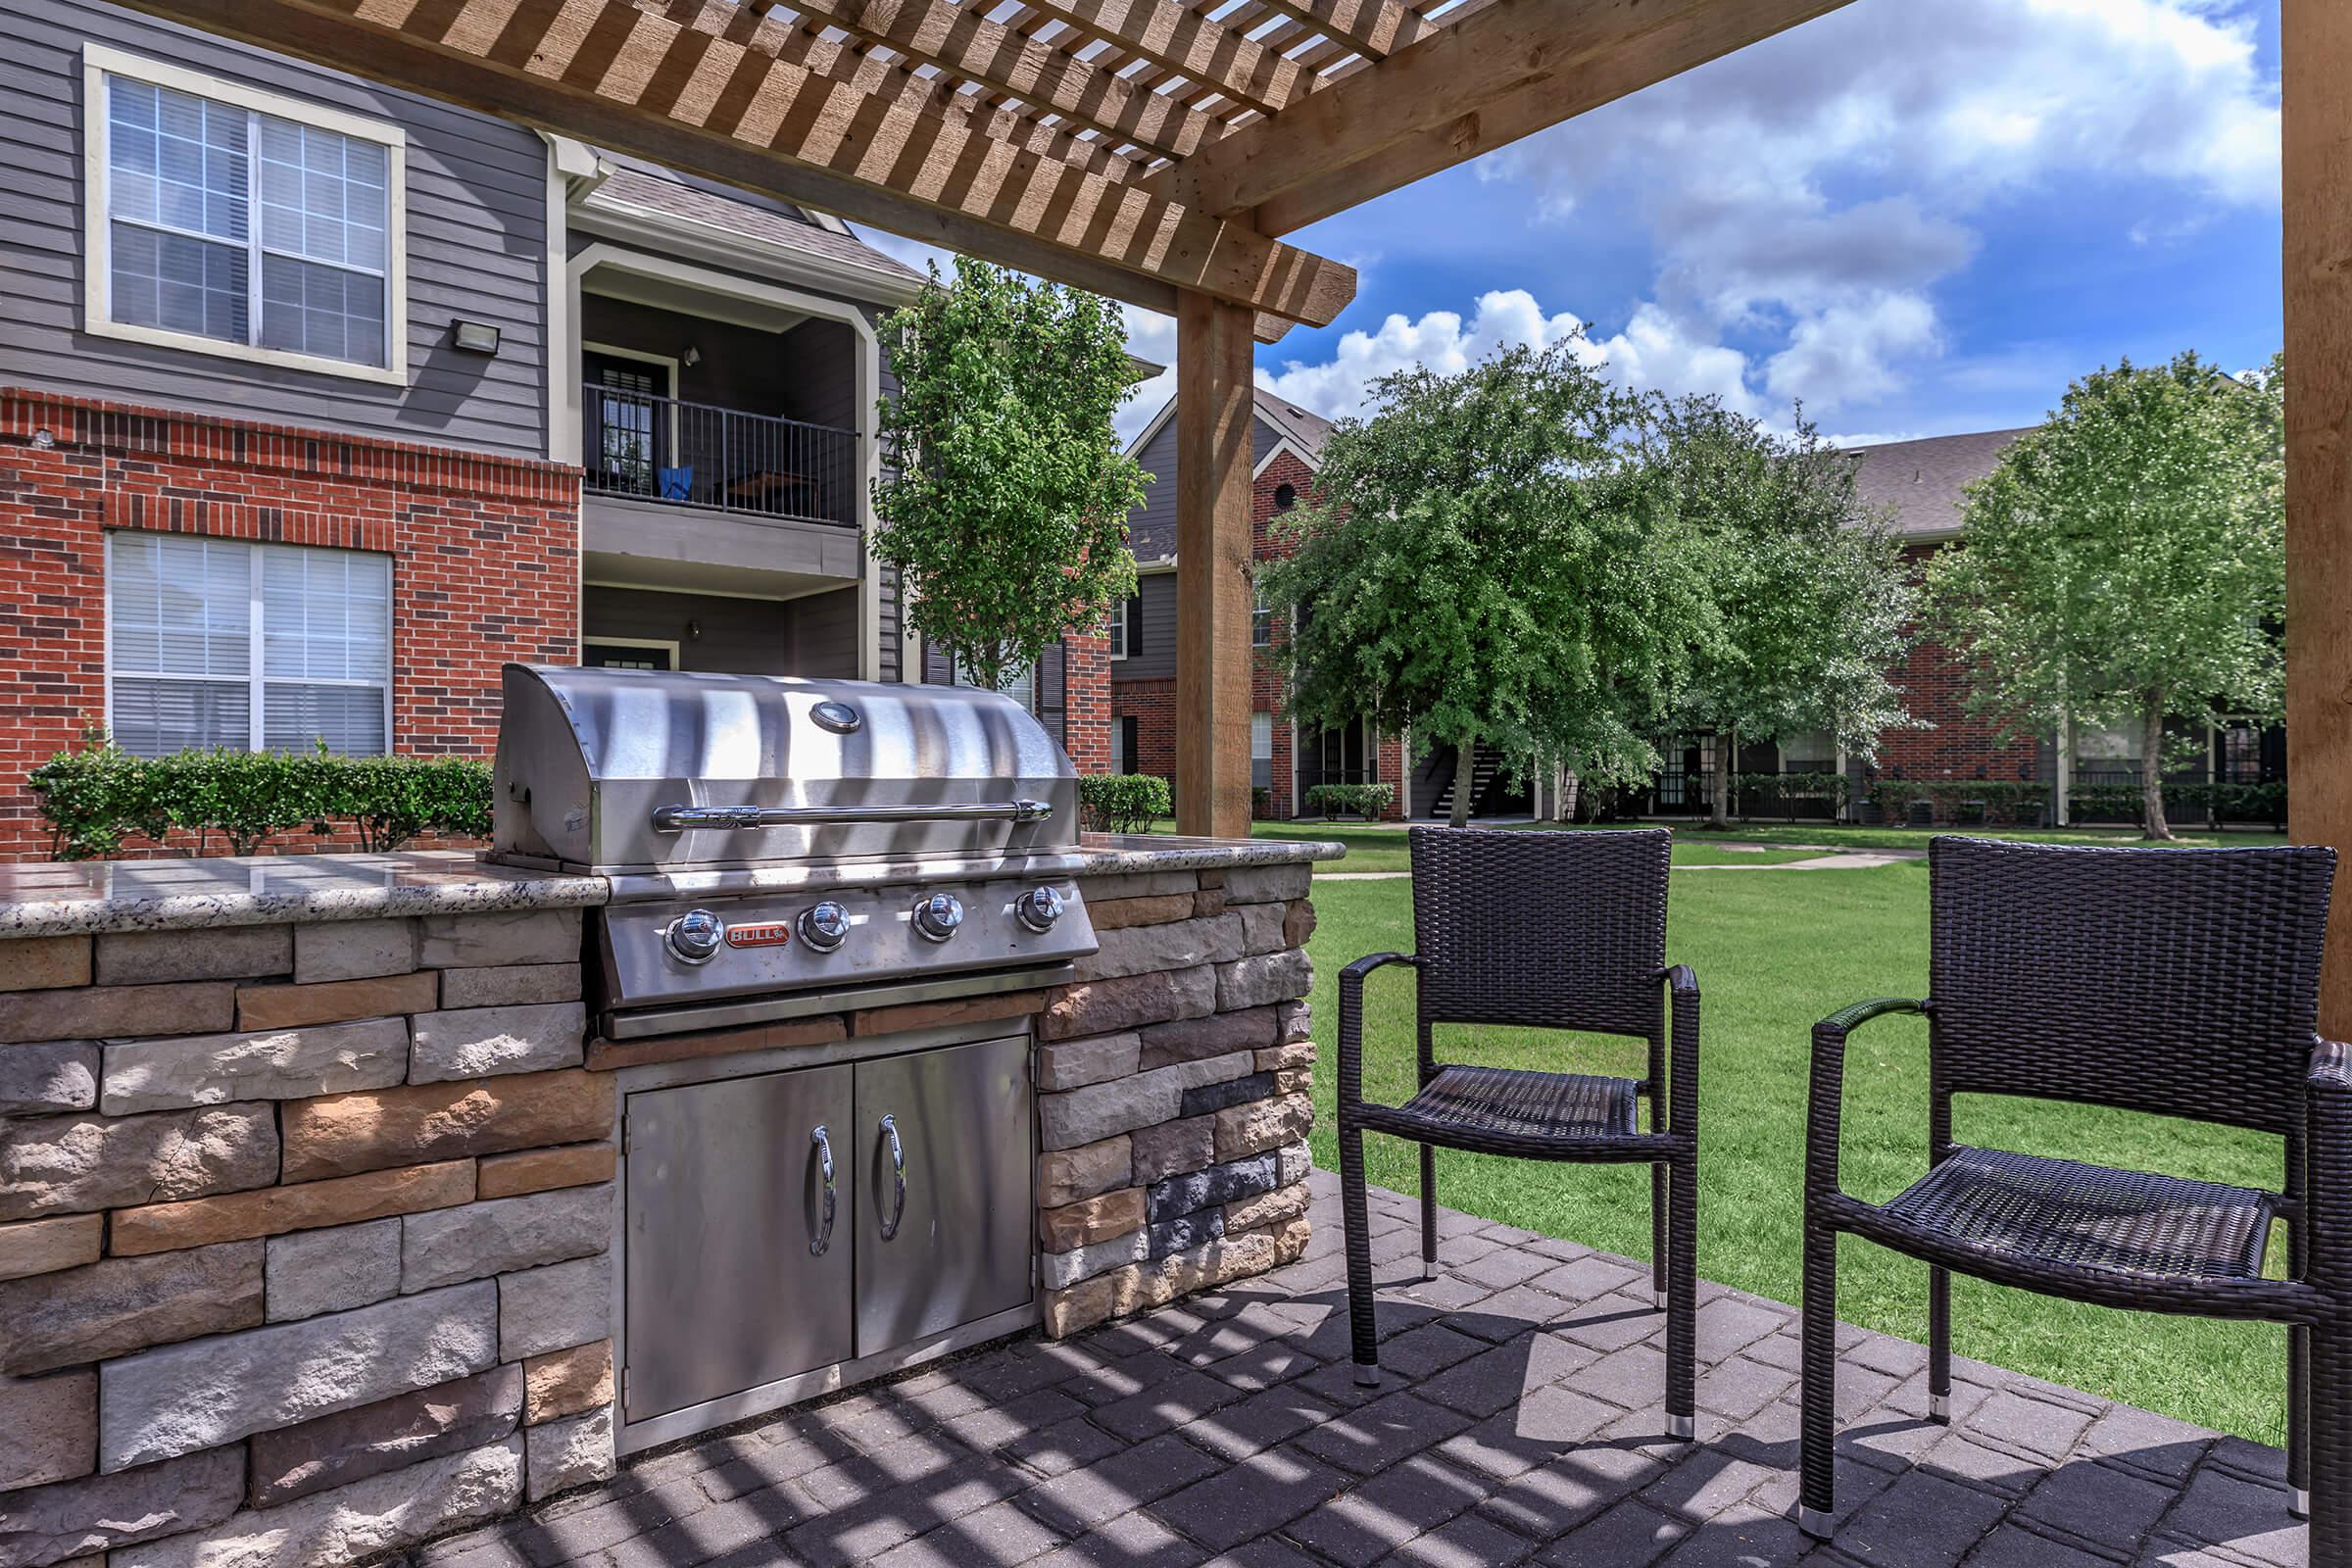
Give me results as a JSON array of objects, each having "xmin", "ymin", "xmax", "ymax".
[{"xmin": 0, "ymin": 839, "xmax": 1334, "ymax": 1568}]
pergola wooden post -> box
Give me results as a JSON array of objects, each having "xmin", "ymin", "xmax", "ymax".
[
  {"xmin": 1173, "ymin": 291, "xmax": 1257, "ymax": 838},
  {"xmin": 2284, "ymin": 0, "xmax": 2352, "ymax": 1033}
]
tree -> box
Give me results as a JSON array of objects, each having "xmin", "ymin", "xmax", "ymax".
[
  {"xmin": 1926, "ymin": 351, "xmax": 2285, "ymax": 841},
  {"xmin": 872, "ymin": 258, "xmax": 1148, "ymax": 694},
  {"xmin": 1633, "ymin": 396, "xmax": 1916, "ymax": 828},
  {"xmin": 1257, "ymin": 341, "xmax": 1717, "ymax": 829}
]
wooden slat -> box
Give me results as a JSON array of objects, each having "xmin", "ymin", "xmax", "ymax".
[
  {"xmin": 1152, "ymin": 0, "xmax": 1852, "ymax": 224},
  {"xmin": 773, "ymin": 0, "xmax": 1224, "ymax": 158},
  {"xmin": 2283, "ymin": 0, "xmax": 2352, "ymax": 1033},
  {"xmin": 1019, "ymin": 0, "xmax": 1308, "ymax": 116},
  {"xmin": 1174, "ymin": 288, "xmax": 1258, "ymax": 839},
  {"xmin": 119, "ymin": 0, "xmax": 1354, "ymax": 326},
  {"xmin": 1254, "ymin": 0, "xmax": 1431, "ymax": 60},
  {"xmin": 1232, "ymin": 0, "xmax": 1853, "ymax": 232}
]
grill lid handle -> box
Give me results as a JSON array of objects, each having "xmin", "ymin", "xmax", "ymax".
[{"xmin": 651, "ymin": 800, "xmax": 1054, "ymax": 833}]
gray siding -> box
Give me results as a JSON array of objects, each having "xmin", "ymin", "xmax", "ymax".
[
  {"xmin": 0, "ymin": 0, "xmax": 551, "ymax": 457},
  {"xmin": 1121, "ymin": 411, "xmax": 1281, "ymax": 560},
  {"xmin": 584, "ymin": 585, "xmax": 860, "ymax": 677},
  {"xmin": 1111, "ymin": 572, "xmax": 1178, "ymax": 684}
]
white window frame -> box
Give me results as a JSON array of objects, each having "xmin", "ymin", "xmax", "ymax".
[
  {"xmin": 82, "ymin": 43, "xmax": 409, "ymax": 385},
  {"xmin": 104, "ymin": 531, "xmax": 395, "ymax": 757},
  {"xmin": 1106, "ymin": 595, "xmax": 1131, "ymax": 662}
]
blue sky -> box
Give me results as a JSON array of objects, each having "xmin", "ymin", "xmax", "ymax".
[{"xmin": 1096, "ymin": 0, "xmax": 2284, "ymax": 448}]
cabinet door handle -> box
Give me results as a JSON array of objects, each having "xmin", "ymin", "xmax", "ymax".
[
  {"xmin": 809, "ymin": 1124, "xmax": 837, "ymax": 1256},
  {"xmin": 878, "ymin": 1113, "xmax": 907, "ymax": 1242}
]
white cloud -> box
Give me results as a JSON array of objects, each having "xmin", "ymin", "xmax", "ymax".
[{"xmin": 1460, "ymin": 0, "xmax": 2278, "ymax": 416}]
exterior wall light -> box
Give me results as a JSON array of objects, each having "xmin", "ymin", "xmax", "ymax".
[{"xmin": 452, "ymin": 320, "xmax": 502, "ymax": 355}]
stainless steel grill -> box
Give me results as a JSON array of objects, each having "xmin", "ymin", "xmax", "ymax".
[{"xmin": 488, "ymin": 663, "xmax": 1098, "ymax": 1041}]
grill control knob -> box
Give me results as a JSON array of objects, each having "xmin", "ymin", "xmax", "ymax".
[
  {"xmin": 664, "ymin": 908, "xmax": 725, "ymax": 965},
  {"xmin": 798, "ymin": 901, "xmax": 851, "ymax": 954},
  {"xmin": 1015, "ymin": 886, "xmax": 1065, "ymax": 934},
  {"xmin": 910, "ymin": 892, "xmax": 964, "ymax": 944}
]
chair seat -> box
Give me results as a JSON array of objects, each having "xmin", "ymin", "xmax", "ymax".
[
  {"xmin": 1877, "ymin": 1147, "xmax": 2275, "ymax": 1282},
  {"xmin": 1385, "ymin": 1064, "xmax": 1641, "ymax": 1145}
]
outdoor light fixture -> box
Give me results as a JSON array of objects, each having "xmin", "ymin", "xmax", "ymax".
[
  {"xmin": 682, "ymin": 345, "xmax": 703, "ymax": 368},
  {"xmin": 451, "ymin": 319, "xmax": 502, "ymax": 354}
]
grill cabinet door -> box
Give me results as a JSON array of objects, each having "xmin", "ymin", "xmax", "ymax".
[
  {"xmin": 854, "ymin": 1036, "xmax": 1033, "ymax": 1351},
  {"xmin": 622, "ymin": 1064, "xmax": 855, "ymax": 1423}
]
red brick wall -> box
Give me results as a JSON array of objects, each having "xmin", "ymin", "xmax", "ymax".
[
  {"xmin": 1061, "ymin": 629, "xmax": 1110, "ymax": 774},
  {"xmin": 0, "ymin": 388, "xmax": 579, "ymax": 861},
  {"xmin": 1874, "ymin": 541, "xmax": 2040, "ymax": 786}
]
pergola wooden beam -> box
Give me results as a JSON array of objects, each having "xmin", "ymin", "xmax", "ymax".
[
  {"xmin": 1254, "ymin": 0, "xmax": 1432, "ymax": 62},
  {"xmin": 1019, "ymin": 0, "xmax": 1309, "ymax": 117},
  {"xmin": 120, "ymin": 0, "xmax": 1354, "ymax": 329},
  {"xmin": 774, "ymin": 0, "xmax": 1221, "ymax": 159},
  {"xmin": 2283, "ymin": 0, "xmax": 2352, "ymax": 1031},
  {"xmin": 1150, "ymin": 0, "xmax": 1855, "ymax": 225},
  {"xmin": 1246, "ymin": 0, "xmax": 1857, "ymax": 234}
]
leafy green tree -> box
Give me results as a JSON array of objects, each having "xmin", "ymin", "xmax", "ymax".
[
  {"xmin": 1258, "ymin": 341, "xmax": 1717, "ymax": 828},
  {"xmin": 1634, "ymin": 396, "xmax": 1916, "ymax": 828},
  {"xmin": 872, "ymin": 258, "xmax": 1148, "ymax": 694},
  {"xmin": 1926, "ymin": 351, "xmax": 2284, "ymax": 840}
]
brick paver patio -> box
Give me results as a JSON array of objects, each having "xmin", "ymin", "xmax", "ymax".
[{"xmin": 415, "ymin": 1172, "xmax": 2309, "ymax": 1568}]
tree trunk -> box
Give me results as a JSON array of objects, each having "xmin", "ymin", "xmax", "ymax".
[
  {"xmin": 2141, "ymin": 698, "xmax": 2175, "ymax": 842},
  {"xmin": 1709, "ymin": 728, "xmax": 1736, "ymax": 830},
  {"xmin": 1556, "ymin": 767, "xmax": 1581, "ymax": 823},
  {"xmin": 1448, "ymin": 743, "xmax": 1474, "ymax": 829}
]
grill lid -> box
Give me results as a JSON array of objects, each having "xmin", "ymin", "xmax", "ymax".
[{"xmin": 490, "ymin": 664, "xmax": 1079, "ymax": 874}]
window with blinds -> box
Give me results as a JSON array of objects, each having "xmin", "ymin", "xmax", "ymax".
[
  {"xmin": 108, "ymin": 534, "xmax": 391, "ymax": 758},
  {"xmin": 1250, "ymin": 711, "xmax": 1273, "ymax": 791},
  {"xmin": 98, "ymin": 60, "xmax": 397, "ymax": 371}
]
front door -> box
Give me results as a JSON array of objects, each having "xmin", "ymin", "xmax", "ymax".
[{"xmin": 585, "ymin": 352, "xmax": 664, "ymax": 498}]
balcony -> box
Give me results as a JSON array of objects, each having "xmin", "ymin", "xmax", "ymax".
[{"xmin": 583, "ymin": 383, "xmax": 859, "ymax": 527}]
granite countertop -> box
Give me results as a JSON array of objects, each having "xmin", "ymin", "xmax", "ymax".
[
  {"xmin": 0, "ymin": 852, "xmax": 609, "ymax": 939},
  {"xmin": 0, "ymin": 836, "xmax": 1342, "ymax": 939}
]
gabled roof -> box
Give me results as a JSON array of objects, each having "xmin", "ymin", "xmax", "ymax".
[
  {"xmin": 1843, "ymin": 427, "xmax": 2032, "ymax": 539},
  {"xmin": 582, "ymin": 161, "xmax": 927, "ymax": 301},
  {"xmin": 1121, "ymin": 390, "xmax": 1343, "ymax": 562},
  {"xmin": 1252, "ymin": 392, "xmax": 1339, "ymax": 463}
]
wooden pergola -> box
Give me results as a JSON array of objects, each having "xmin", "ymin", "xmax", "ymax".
[{"xmin": 122, "ymin": 0, "xmax": 2352, "ymax": 1031}]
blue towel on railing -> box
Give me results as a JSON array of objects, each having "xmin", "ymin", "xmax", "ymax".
[{"xmin": 658, "ymin": 466, "xmax": 693, "ymax": 502}]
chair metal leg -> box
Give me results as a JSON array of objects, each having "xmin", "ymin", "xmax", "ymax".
[
  {"xmin": 1665, "ymin": 1153, "xmax": 1696, "ymax": 1440},
  {"xmin": 1419, "ymin": 1143, "xmax": 1439, "ymax": 1281},
  {"xmin": 1797, "ymin": 1212, "xmax": 1838, "ymax": 1538},
  {"xmin": 2292, "ymin": 1322, "xmax": 2310, "ymax": 1516},
  {"xmin": 1929, "ymin": 1264, "xmax": 1952, "ymax": 1423},
  {"xmin": 2309, "ymin": 1325, "xmax": 2347, "ymax": 1565},
  {"xmin": 1651, "ymin": 1160, "xmax": 1669, "ymax": 1311},
  {"xmin": 1341, "ymin": 1119, "xmax": 1381, "ymax": 1386}
]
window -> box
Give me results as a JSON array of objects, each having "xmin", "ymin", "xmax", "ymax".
[
  {"xmin": 1777, "ymin": 730, "xmax": 1835, "ymax": 773},
  {"xmin": 109, "ymin": 533, "xmax": 391, "ymax": 757},
  {"xmin": 86, "ymin": 46, "xmax": 405, "ymax": 380},
  {"xmin": 1108, "ymin": 594, "xmax": 1140, "ymax": 661},
  {"xmin": 1273, "ymin": 482, "xmax": 1298, "ymax": 511},
  {"xmin": 1250, "ymin": 711, "xmax": 1273, "ymax": 791},
  {"xmin": 951, "ymin": 654, "xmax": 1034, "ymax": 713},
  {"xmin": 1251, "ymin": 579, "xmax": 1273, "ymax": 649}
]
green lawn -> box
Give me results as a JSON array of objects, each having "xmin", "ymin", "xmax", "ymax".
[{"xmin": 1301, "ymin": 863, "xmax": 2294, "ymax": 1445}]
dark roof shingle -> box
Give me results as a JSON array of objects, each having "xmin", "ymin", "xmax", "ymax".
[{"xmin": 1843, "ymin": 428, "xmax": 2031, "ymax": 538}]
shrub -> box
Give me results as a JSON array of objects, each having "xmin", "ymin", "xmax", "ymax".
[
  {"xmin": 1303, "ymin": 782, "xmax": 1395, "ymax": 819},
  {"xmin": 1077, "ymin": 773, "xmax": 1170, "ymax": 835},
  {"xmin": 28, "ymin": 737, "xmax": 493, "ymax": 859},
  {"xmin": 1865, "ymin": 778, "xmax": 2053, "ymax": 828}
]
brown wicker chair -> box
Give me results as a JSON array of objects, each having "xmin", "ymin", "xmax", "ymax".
[
  {"xmin": 1338, "ymin": 826, "xmax": 1699, "ymax": 1437},
  {"xmin": 1798, "ymin": 835, "xmax": 2347, "ymax": 1564}
]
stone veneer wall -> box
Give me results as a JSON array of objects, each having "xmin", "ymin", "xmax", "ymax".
[
  {"xmin": 1035, "ymin": 859, "xmax": 1316, "ymax": 1338},
  {"xmin": 0, "ymin": 855, "xmax": 1319, "ymax": 1567}
]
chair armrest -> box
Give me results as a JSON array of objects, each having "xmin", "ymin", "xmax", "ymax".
[
  {"xmin": 1339, "ymin": 953, "xmax": 1422, "ymax": 1108},
  {"xmin": 2311, "ymin": 1038, "xmax": 2352, "ymax": 1097},
  {"xmin": 2311, "ymin": 1041, "xmax": 2352, "ymax": 1294},
  {"xmin": 1806, "ymin": 998, "xmax": 1928, "ymax": 1200},
  {"xmin": 1660, "ymin": 965, "xmax": 1699, "ymax": 1137}
]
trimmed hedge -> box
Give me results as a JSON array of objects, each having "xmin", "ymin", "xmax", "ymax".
[
  {"xmin": 2070, "ymin": 779, "xmax": 2287, "ymax": 827},
  {"xmin": 1077, "ymin": 772, "xmax": 1171, "ymax": 835},
  {"xmin": 29, "ymin": 739, "xmax": 492, "ymax": 859},
  {"xmin": 1863, "ymin": 778, "xmax": 2052, "ymax": 828},
  {"xmin": 1303, "ymin": 782, "xmax": 1395, "ymax": 819}
]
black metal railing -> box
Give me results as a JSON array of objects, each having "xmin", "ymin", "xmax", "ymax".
[{"xmin": 581, "ymin": 383, "xmax": 858, "ymax": 526}]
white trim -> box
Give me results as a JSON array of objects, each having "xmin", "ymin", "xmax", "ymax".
[
  {"xmin": 581, "ymin": 635, "xmax": 683, "ymax": 668},
  {"xmin": 542, "ymin": 136, "xmax": 574, "ymax": 462},
  {"xmin": 81, "ymin": 43, "xmax": 410, "ymax": 386},
  {"xmin": 1252, "ymin": 435, "xmax": 1320, "ymax": 481},
  {"xmin": 564, "ymin": 243, "xmax": 885, "ymax": 678},
  {"xmin": 1134, "ymin": 555, "xmax": 1178, "ymax": 575}
]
